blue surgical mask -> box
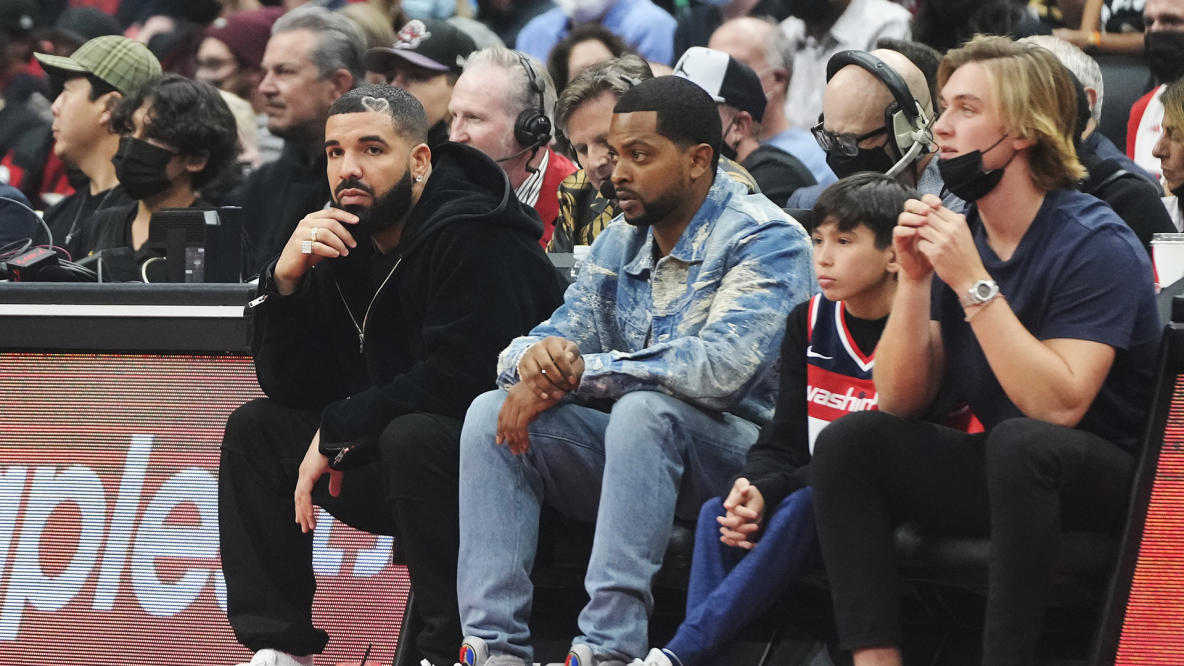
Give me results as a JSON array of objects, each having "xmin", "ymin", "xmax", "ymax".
[{"xmin": 402, "ymin": 0, "xmax": 457, "ymax": 20}]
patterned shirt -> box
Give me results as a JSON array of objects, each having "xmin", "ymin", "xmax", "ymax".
[{"xmin": 501, "ymin": 166, "xmax": 814, "ymax": 424}]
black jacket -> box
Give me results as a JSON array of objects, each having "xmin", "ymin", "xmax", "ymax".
[
  {"xmin": 232, "ymin": 141, "xmax": 331, "ymax": 278},
  {"xmin": 250, "ymin": 142, "xmax": 566, "ymax": 458}
]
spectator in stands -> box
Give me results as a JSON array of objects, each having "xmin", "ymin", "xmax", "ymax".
[
  {"xmin": 35, "ymin": 35, "xmax": 162, "ymax": 259},
  {"xmin": 233, "ymin": 6, "xmax": 363, "ymax": 278},
  {"xmin": 475, "ymin": 0, "xmax": 553, "ymax": 47},
  {"xmin": 42, "ymin": 7, "xmax": 122, "ymax": 57},
  {"xmin": 73, "ymin": 74, "xmax": 237, "ymax": 280},
  {"xmin": 675, "ymin": 46, "xmax": 816, "ymax": 205},
  {"xmin": 549, "ymin": 55, "xmax": 760, "ymax": 251},
  {"xmin": 454, "ymin": 75, "xmax": 813, "ymax": 666},
  {"xmin": 788, "ymin": 49, "xmax": 956, "ymax": 212},
  {"xmin": 339, "ymin": 0, "xmax": 397, "ymax": 51},
  {"xmin": 709, "ymin": 16, "xmax": 836, "ymax": 187},
  {"xmin": 0, "ymin": 0, "xmax": 48, "ymax": 105},
  {"xmin": 1054, "ymin": 0, "xmax": 1147, "ymax": 55},
  {"xmin": 219, "ymin": 83, "xmax": 563, "ymax": 666},
  {"xmin": 675, "ymin": 0, "xmax": 789, "ymax": 58},
  {"xmin": 812, "ymin": 35, "xmax": 1160, "ymax": 666},
  {"xmin": 0, "ymin": 0, "xmax": 51, "ymax": 207},
  {"xmin": 132, "ymin": 1, "xmax": 221, "ymax": 79},
  {"xmin": 1023, "ymin": 34, "xmax": 1172, "ymax": 254},
  {"xmin": 1154, "ymin": 76, "xmax": 1184, "ymax": 229},
  {"xmin": 196, "ymin": 7, "xmax": 286, "ymax": 167},
  {"xmin": 448, "ymin": 47, "xmax": 576, "ymax": 247},
  {"xmin": 516, "ymin": 0, "xmax": 677, "ymax": 66},
  {"xmin": 654, "ymin": 172, "xmax": 914, "ymax": 666},
  {"xmin": 781, "ymin": 0, "xmax": 910, "ymax": 131},
  {"xmin": 546, "ymin": 22, "xmax": 626, "ymax": 94},
  {"xmin": 1128, "ymin": 0, "xmax": 1184, "ymax": 182},
  {"xmin": 364, "ymin": 18, "xmax": 478, "ymax": 149},
  {"xmin": 912, "ymin": 0, "xmax": 1043, "ymax": 54}
]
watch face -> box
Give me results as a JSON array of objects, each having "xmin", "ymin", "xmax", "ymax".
[{"xmin": 974, "ymin": 282, "xmax": 992, "ymax": 299}]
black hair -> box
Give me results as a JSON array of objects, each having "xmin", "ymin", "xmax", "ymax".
[
  {"xmin": 546, "ymin": 23, "xmax": 627, "ymax": 94},
  {"xmin": 48, "ymin": 71, "xmax": 120, "ymax": 101},
  {"xmin": 613, "ymin": 75, "xmax": 722, "ymax": 172},
  {"xmin": 110, "ymin": 73, "xmax": 239, "ymax": 189},
  {"xmin": 328, "ymin": 83, "xmax": 428, "ymax": 145},
  {"xmin": 811, "ymin": 172, "xmax": 918, "ymax": 249}
]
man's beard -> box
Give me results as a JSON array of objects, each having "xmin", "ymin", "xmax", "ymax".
[
  {"xmin": 334, "ymin": 171, "xmax": 415, "ymax": 238},
  {"xmin": 620, "ymin": 187, "xmax": 681, "ymax": 228}
]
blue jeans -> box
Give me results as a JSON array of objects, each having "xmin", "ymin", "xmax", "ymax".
[
  {"xmin": 665, "ymin": 489, "xmax": 816, "ymax": 666},
  {"xmin": 457, "ymin": 389, "xmax": 759, "ymax": 663}
]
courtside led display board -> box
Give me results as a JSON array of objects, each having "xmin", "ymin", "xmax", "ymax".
[
  {"xmin": 0, "ymin": 352, "xmax": 408, "ymax": 665},
  {"xmin": 1107, "ymin": 373, "xmax": 1184, "ymax": 664}
]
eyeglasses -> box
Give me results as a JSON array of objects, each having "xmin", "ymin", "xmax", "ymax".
[{"xmin": 811, "ymin": 122, "xmax": 888, "ymax": 157}]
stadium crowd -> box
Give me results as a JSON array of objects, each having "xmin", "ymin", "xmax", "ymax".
[{"xmin": 0, "ymin": 0, "xmax": 1178, "ymax": 665}]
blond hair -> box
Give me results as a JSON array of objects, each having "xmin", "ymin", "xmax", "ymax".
[
  {"xmin": 938, "ymin": 34, "xmax": 1085, "ymax": 191},
  {"xmin": 1163, "ymin": 78, "xmax": 1184, "ymax": 138}
]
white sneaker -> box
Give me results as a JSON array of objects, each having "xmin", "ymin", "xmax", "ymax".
[
  {"xmin": 235, "ymin": 648, "xmax": 314, "ymax": 666},
  {"xmin": 457, "ymin": 635, "xmax": 490, "ymax": 665}
]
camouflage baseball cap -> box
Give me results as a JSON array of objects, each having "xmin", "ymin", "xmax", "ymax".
[{"xmin": 34, "ymin": 35, "xmax": 162, "ymax": 95}]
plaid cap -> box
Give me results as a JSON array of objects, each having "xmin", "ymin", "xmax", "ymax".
[
  {"xmin": 364, "ymin": 18, "xmax": 477, "ymax": 76},
  {"xmin": 673, "ymin": 47, "xmax": 767, "ymax": 123},
  {"xmin": 34, "ymin": 35, "xmax": 162, "ymax": 95}
]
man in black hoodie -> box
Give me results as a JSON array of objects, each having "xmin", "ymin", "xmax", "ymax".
[{"xmin": 218, "ymin": 84, "xmax": 565, "ymax": 666}]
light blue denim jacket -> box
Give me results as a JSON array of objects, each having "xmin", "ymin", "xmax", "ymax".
[{"xmin": 497, "ymin": 168, "xmax": 815, "ymax": 425}]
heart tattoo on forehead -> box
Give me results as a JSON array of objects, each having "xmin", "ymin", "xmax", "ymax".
[{"xmin": 361, "ymin": 96, "xmax": 391, "ymax": 113}]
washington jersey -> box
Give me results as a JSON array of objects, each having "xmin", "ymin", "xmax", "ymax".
[{"xmin": 805, "ymin": 294, "xmax": 879, "ymax": 451}]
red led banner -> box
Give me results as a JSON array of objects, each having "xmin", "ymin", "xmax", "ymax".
[
  {"xmin": 1115, "ymin": 375, "xmax": 1184, "ymax": 663},
  {"xmin": 0, "ymin": 353, "xmax": 408, "ymax": 665}
]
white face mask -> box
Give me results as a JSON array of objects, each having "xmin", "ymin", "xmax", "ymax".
[{"xmin": 554, "ymin": 0, "xmax": 616, "ymax": 23}]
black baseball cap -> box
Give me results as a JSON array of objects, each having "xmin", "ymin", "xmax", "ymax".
[{"xmin": 364, "ymin": 18, "xmax": 477, "ymax": 76}]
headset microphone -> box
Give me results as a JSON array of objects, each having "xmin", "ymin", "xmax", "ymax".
[
  {"xmin": 495, "ymin": 145, "xmax": 541, "ymax": 172},
  {"xmin": 598, "ymin": 180, "xmax": 616, "ymax": 201}
]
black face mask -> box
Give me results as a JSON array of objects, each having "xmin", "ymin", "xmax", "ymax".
[
  {"xmin": 825, "ymin": 144, "xmax": 896, "ymax": 180},
  {"xmin": 937, "ymin": 134, "xmax": 1012, "ymax": 203},
  {"xmin": 112, "ymin": 136, "xmax": 176, "ymax": 201},
  {"xmin": 1146, "ymin": 31, "xmax": 1184, "ymax": 84}
]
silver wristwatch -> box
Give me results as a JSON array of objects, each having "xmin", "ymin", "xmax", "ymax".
[{"xmin": 966, "ymin": 279, "xmax": 1000, "ymax": 305}]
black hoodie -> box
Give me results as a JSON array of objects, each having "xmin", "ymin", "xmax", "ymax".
[{"xmin": 249, "ymin": 142, "xmax": 566, "ymax": 458}]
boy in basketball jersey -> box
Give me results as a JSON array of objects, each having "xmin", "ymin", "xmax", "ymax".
[{"xmin": 647, "ymin": 172, "xmax": 916, "ymax": 666}]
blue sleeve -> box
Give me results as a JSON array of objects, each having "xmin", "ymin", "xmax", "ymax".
[{"xmin": 514, "ymin": 9, "xmax": 566, "ymax": 62}]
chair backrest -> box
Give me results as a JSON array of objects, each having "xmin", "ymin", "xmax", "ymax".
[{"xmin": 1093, "ymin": 296, "xmax": 1184, "ymax": 663}]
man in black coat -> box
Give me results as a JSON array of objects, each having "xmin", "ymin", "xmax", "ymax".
[{"xmin": 219, "ymin": 83, "xmax": 565, "ymax": 666}]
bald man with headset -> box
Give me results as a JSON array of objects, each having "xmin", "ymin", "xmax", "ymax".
[
  {"xmin": 448, "ymin": 47, "xmax": 577, "ymax": 248},
  {"xmin": 788, "ymin": 48, "xmax": 963, "ymax": 213}
]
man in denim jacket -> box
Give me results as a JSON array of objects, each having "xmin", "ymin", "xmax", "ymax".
[{"xmin": 454, "ymin": 76, "xmax": 814, "ymax": 666}]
